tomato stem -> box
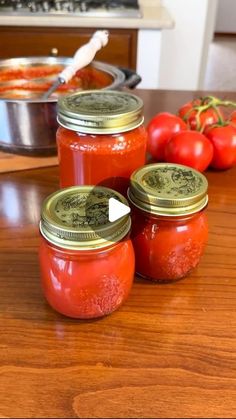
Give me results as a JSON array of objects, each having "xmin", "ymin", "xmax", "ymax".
[
  {"xmin": 201, "ymin": 96, "xmax": 236, "ymax": 108},
  {"xmin": 211, "ymin": 105, "xmax": 224, "ymax": 125},
  {"xmin": 193, "ymin": 103, "xmax": 216, "ymax": 131},
  {"xmin": 219, "ymin": 101, "xmax": 236, "ymax": 108},
  {"xmin": 183, "ymin": 96, "xmax": 236, "ymax": 130}
]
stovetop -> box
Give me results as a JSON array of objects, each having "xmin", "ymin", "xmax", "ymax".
[{"xmin": 0, "ymin": 0, "xmax": 142, "ymax": 17}]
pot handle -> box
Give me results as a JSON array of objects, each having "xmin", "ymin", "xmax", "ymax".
[{"xmin": 119, "ymin": 67, "xmax": 142, "ymax": 89}]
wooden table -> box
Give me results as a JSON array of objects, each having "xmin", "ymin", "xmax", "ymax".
[{"xmin": 1, "ymin": 90, "xmax": 236, "ymax": 418}]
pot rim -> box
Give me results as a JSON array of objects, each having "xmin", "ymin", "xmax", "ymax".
[{"xmin": 0, "ymin": 57, "xmax": 126, "ymax": 103}]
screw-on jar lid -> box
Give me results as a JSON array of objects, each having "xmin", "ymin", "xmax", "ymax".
[
  {"xmin": 40, "ymin": 186, "xmax": 131, "ymax": 250},
  {"xmin": 128, "ymin": 163, "xmax": 208, "ymax": 217},
  {"xmin": 57, "ymin": 90, "xmax": 144, "ymax": 134}
]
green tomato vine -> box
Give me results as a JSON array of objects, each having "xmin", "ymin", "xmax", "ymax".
[{"xmin": 183, "ymin": 96, "xmax": 236, "ymax": 132}]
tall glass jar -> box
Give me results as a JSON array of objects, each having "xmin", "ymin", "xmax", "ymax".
[
  {"xmin": 56, "ymin": 90, "xmax": 147, "ymax": 195},
  {"xmin": 128, "ymin": 163, "xmax": 209, "ymax": 282},
  {"xmin": 39, "ymin": 185, "xmax": 135, "ymax": 318}
]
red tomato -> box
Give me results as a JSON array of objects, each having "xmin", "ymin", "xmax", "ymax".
[
  {"xmin": 206, "ymin": 124, "xmax": 236, "ymax": 170},
  {"xmin": 147, "ymin": 112, "xmax": 187, "ymax": 161},
  {"xmin": 179, "ymin": 99, "xmax": 223, "ymax": 131},
  {"xmin": 230, "ymin": 111, "xmax": 236, "ymax": 125},
  {"xmin": 164, "ymin": 130, "xmax": 213, "ymax": 172}
]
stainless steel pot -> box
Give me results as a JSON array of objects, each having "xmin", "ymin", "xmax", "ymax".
[{"xmin": 0, "ymin": 57, "xmax": 141, "ymax": 156}]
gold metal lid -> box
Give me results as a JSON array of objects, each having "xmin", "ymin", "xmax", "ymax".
[
  {"xmin": 40, "ymin": 186, "xmax": 131, "ymax": 250},
  {"xmin": 128, "ymin": 163, "xmax": 208, "ymax": 216},
  {"xmin": 57, "ymin": 90, "xmax": 144, "ymax": 134}
]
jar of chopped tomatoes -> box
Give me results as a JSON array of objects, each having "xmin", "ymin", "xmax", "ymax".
[
  {"xmin": 56, "ymin": 90, "xmax": 147, "ymax": 195},
  {"xmin": 39, "ymin": 185, "xmax": 135, "ymax": 318},
  {"xmin": 128, "ymin": 163, "xmax": 209, "ymax": 282}
]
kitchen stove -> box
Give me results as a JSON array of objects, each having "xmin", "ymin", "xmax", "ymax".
[{"xmin": 0, "ymin": 0, "xmax": 142, "ymax": 17}]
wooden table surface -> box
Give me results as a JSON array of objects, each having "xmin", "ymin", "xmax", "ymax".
[{"xmin": 1, "ymin": 89, "xmax": 236, "ymax": 419}]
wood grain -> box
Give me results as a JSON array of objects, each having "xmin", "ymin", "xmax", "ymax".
[
  {"xmin": 0, "ymin": 90, "xmax": 236, "ymax": 418},
  {"xmin": 0, "ymin": 151, "xmax": 58, "ymax": 173}
]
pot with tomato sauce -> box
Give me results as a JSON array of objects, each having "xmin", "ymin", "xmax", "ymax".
[
  {"xmin": 39, "ymin": 185, "xmax": 135, "ymax": 319},
  {"xmin": 128, "ymin": 163, "xmax": 209, "ymax": 282},
  {"xmin": 56, "ymin": 90, "xmax": 147, "ymax": 195},
  {"xmin": 0, "ymin": 57, "xmax": 141, "ymax": 156}
]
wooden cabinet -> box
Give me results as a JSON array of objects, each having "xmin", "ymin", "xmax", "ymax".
[{"xmin": 0, "ymin": 26, "xmax": 138, "ymax": 69}]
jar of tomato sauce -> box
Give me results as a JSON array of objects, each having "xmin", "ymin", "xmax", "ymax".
[
  {"xmin": 39, "ymin": 185, "xmax": 135, "ymax": 318},
  {"xmin": 128, "ymin": 163, "xmax": 209, "ymax": 282},
  {"xmin": 56, "ymin": 90, "xmax": 147, "ymax": 195}
]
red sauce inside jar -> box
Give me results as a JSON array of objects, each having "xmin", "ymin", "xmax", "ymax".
[
  {"xmin": 39, "ymin": 185, "xmax": 134, "ymax": 318},
  {"xmin": 56, "ymin": 90, "xmax": 147, "ymax": 195},
  {"xmin": 131, "ymin": 209, "xmax": 208, "ymax": 282},
  {"xmin": 57, "ymin": 126, "xmax": 147, "ymax": 194},
  {"xmin": 39, "ymin": 238, "xmax": 134, "ymax": 319},
  {"xmin": 128, "ymin": 163, "xmax": 209, "ymax": 282}
]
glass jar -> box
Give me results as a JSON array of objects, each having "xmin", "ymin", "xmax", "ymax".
[
  {"xmin": 128, "ymin": 163, "xmax": 209, "ymax": 282},
  {"xmin": 56, "ymin": 90, "xmax": 147, "ymax": 195},
  {"xmin": 39, "ymin": 185, "xmax": 135, "ymax": 319}
]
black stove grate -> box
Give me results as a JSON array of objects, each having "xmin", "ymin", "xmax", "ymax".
[{"xmin": 0, "ymin": 0, "xmax": 141, "ymax": 15}]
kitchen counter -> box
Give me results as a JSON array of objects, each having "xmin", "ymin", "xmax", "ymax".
[
  {"xmin": 0, "ymin": 1, "xmax": 174, "ymax": 89},
  {"xmin": 1, "ymin": 89, "xmax": 236, "ymax": 418},
  {"xmin": 0, "ymin": 1, "xmax": 174, "ymax": 29}
]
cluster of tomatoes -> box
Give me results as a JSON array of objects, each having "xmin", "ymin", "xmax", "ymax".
[{"xmin": 147, "ymin": 96, "xmax": 236, "ymax": 172}]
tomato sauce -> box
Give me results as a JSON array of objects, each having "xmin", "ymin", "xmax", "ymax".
[
  {"xmin": 39, "ymin": 185, "xmax": 134, "ymax": 318},
  {"xmin": 128, "ymin": 163, "xmax": 209, "ymax": 282},
  {"xmin": 56, "ymin": 90, "xmax": 147, "ymax": 195},
  {"xmin": 39, "ymin": 238, "xmax": 134, "ymax": 319},
  {"xmin": 57, "ymin": 126, "xmax": 147, "ymax": 195},
  {"xmin": 131, "ymin": 209, "xmax": 208, "ymax": 282},
  {"xmin": 0, "ymin": 65, "xmax": 113, "ymax": 99}
]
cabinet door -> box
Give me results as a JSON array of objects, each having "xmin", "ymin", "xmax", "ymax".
[{"xmin": 0, "ymin": 26, "xmax": 137, "ymax": 69}]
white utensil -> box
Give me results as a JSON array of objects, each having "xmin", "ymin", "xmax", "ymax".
[{"xmin": 42, "ymin": 30, "xmax": 109, "ymax": 99}]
